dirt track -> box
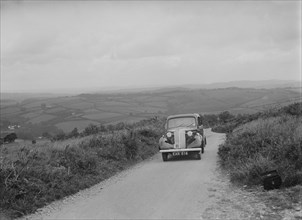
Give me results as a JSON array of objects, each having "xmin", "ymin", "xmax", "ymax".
[{"xmin": 22, "ymin": 129, "xmax": 300, "ymax": 220}]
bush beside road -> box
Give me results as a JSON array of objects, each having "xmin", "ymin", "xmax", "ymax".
[
  {"xmin": 218, "ymin": 115, "xmax": 302, "ymax": 187},
  {"xmin": 0, "ymin": 119, "xmax": 164, "ymax": 218}
]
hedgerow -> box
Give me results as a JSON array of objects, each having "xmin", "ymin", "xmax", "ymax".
[
  {"xmin": 213, "ymin": 102, "xmax": 302, "ymax": 134},
  {"xmin": 0, "ymin": 118, "xmax": 164, "ymax": 218}
]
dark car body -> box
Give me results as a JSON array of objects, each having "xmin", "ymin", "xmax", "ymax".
[{"xmin": 159, "ymin": 113, "xmax": 206, "ymax": 161}]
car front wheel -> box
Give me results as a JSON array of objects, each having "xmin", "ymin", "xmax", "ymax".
[
  {"xmin": 201, "ymin": 140, "xmax": 205, "ymax": 154},
  {"xmin": 196, "ymin": 152, "xmax": 201, "ymax": 160},
  {"xmin": 162, "ymin": 153, "xmax": 168, "ymax": 161}
]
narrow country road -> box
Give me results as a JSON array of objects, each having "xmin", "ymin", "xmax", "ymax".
[
  {"xmin": 22, "ymin": 129, "xmax": 225, "ymax": 219},
  {"xmin": 23, "ymin": 130, "xmax": 287, "ymax": 220}
]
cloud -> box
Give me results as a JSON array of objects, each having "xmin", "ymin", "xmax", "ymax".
[{"xmin": 1, "ymin": 1, "xmax": 301, "ymax": 92}]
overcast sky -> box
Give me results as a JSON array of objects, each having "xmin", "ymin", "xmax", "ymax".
[{"xmin": 1, "ymin": 1, "xmax": 301, "ymax": 93}]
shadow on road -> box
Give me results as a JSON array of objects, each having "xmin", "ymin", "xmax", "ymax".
[{"xmin": 164, "ymin": 154, "xmax": 202, "ymax": 162}]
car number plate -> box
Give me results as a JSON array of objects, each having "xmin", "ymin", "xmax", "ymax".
[{"xmin": 172, "ymin": 152, "xmax": 188, "ymax": 156}]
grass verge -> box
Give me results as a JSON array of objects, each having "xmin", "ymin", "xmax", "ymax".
[
  {"xmin": 218, "ymin": 115, "xmax": 302, "ymax": 187},
  {"xmin": 0, "ymin": 120, "xmax": 164, "ymax": 218}
]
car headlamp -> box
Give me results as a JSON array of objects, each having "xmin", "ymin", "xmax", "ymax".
[
  {"xmin": 187, "ymin": 131, "xmax": 193, "ymax": 137},
  {"xmin": 166, "ymin": 132, "xmax": 172, "ymax": 138}
]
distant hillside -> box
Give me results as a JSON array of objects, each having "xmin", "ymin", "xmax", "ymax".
[
  {"xmin": 0, "ymin": 92, "xmax": 69, "ymax": 103},
  {"xmin": 89, "ymin": 80, "xmax": 301, "ymax": 94},
  {"xmin": 0, "ymin": 87, "xmax": 300, "ymax": 138},
  {"xmin": 198, "ymin": 80, "xmax": 300, "ymax": 89},
  {"xmin": 1, "ymin": 80, "xmax": 299, "ymax": 98}
]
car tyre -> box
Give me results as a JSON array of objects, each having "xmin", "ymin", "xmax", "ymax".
[
  {"xmin": 201, "ymin": 140, "xmax": 205, "ymax": 154},
  {"xmin": 196, "ymin": 152, "xmax": 201, "ymax": 160},
  {"xmin": 162, "ymin": 153, "xmax": 168, "ymax": 162}
]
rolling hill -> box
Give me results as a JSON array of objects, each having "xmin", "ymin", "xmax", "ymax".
[{"xmin": 0, "ymin": 86, "xmax": 301, "ymax": 139}]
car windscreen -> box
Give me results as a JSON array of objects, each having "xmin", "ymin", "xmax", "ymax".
[{"xmin": 167, "ymin": 117, "xmax": 196, "ymax": 129}]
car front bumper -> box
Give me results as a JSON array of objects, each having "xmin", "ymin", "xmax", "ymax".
[
  {"xmin": 159, "ymin": 148, "xmax": 202, "ymax": 153},
  {"xmin": 159, "ymin": 135, "xmax": 202, "ymax": 151}
]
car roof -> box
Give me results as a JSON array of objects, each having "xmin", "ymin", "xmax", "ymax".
[{"xmin": 167, "ymin": 113, "xmax": 200, "ymax": 120}]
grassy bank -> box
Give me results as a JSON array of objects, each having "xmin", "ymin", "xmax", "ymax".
[
  {"xmin": 0, "ymin": 119, "xmax": 164, "ymax": 218},
  {"xmin": 218, "ymin": 103, "xmax": 302, "ymax": 187}
]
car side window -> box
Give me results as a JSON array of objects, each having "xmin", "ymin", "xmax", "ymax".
[{"xmin": 198, "ymin": 116, "xmax": 202, "ymax": 126}]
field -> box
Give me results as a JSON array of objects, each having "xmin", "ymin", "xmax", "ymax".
[
  {"xmin": 104, "ymin": 116, "xmax": 147, "ymax": 125},
  {"xmin": 1, "ymin": 106, "xmax": 22, "ymax": 116},
  {"xmin": 1, "ymin": 87, "xmax": 300, "ymax": 139},
  {"xmin": 0, "ymin": 99, "xmax": 18, "ymax": 107},
  {"xmin": 82, "ymin": 112, "xmax": 123, "ymax": 120},
  {"xmin": 55, "ymin": 120, "xmax": 100, "ymax": 133}
]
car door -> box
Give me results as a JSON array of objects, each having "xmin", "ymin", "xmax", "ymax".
[{"xmin": 197, "ymin": 115, "xmax": 204, "ymax": 136}]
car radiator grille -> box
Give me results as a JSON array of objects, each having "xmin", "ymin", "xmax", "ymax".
[{"xmin": 174, "ymin": 130, "xmax": 186, "ymax": 149}]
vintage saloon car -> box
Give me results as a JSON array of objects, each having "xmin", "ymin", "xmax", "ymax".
[{"xmin": 159, "ymin": 113, "xmax": 206, "ymax": 161}]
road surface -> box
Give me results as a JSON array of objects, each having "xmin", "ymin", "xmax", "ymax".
[{"xmin": 23, "ymin": 130, "xmax": 295, "ymax": 220}]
